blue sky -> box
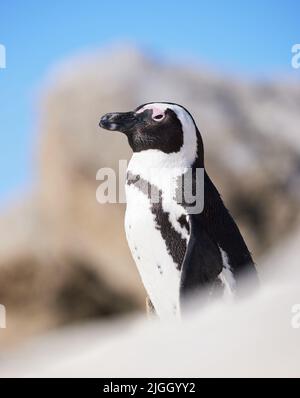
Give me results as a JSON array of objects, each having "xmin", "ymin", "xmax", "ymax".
[{"xmin": 0, "ymin": 0, "xmax": 299, "ymax": 201}]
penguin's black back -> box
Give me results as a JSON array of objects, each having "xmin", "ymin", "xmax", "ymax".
[{"xmin": 202, "ymin": 172, "xmax": 257, "ymax": 282}]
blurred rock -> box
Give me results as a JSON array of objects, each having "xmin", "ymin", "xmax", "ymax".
[
  {"xmin": 39, "ymin": 45, "xmax": 300, "ymax": 254},
  {"xmin": 1, "ymin": 45, "xmax": 300, "ymax": 347}
]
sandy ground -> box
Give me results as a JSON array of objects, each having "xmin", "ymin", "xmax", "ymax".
[{"xmin": 0, "ymin": 238, "xmax": 299, "ymax": 378}]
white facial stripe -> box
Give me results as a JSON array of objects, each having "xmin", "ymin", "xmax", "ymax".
[
  {"xmin": 136, "ymin": 103, "xmax": 168, "ymax": 114},
  {"xmin": 166, "ymin": 104, "xmax": 198, "ymax": 166},
  {"xmin": 136, "ymin": 104, "xmax": 166, "ymax": 120}
]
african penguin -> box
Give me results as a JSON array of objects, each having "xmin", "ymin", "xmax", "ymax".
[{"xmin": 99, "ymin": 102, "xmax": 258, "ymax": 319}]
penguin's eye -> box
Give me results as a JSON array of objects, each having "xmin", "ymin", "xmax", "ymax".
[{"xmin": 152, "ymin": 114, "xmax": 165, "ymax": 121}]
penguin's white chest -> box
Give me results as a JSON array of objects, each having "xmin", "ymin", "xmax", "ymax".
[{"xmin": 125, "ymin": 181, "xmax": 189, "ymax": 319}]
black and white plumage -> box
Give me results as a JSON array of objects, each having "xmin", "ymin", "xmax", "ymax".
[{"xmin": 100, "ymin": 102, "xmax": 258, "ymax": 319}]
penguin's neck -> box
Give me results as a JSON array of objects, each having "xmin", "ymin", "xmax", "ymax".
[
  {"xmin": 127, "ymin": 149, "xmax": 193, "ymax": 194},
  {"xmin": 126, "ymin": 150, "xmax": 192, "ymax": 227}
]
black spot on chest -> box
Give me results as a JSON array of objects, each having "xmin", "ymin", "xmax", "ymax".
[
  {"xmin": 177, "ymin": 214, "xmax": 190, "ymax": 234},
  {"xmin": 127, "ymin": 172, "xmax": 187, "ymax": 270}
]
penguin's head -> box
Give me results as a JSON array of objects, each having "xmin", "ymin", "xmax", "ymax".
[{"xmin": 99, "ymin": 102, "xmax": 204, "ymax": 167}]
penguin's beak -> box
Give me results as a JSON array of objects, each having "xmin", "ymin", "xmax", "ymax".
[{"xmin": 99, "ymin": 111, "xmax": 137, "ymax": 133}]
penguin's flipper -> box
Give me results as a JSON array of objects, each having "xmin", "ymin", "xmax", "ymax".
[{"xmin": 180, "ymin": 215, "xmax": 223, "ymax": 300}]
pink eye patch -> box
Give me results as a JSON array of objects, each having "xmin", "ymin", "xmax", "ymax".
[{"xmin": 137, "ymin": 105, "xmax": 165, "ymax": 120}]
